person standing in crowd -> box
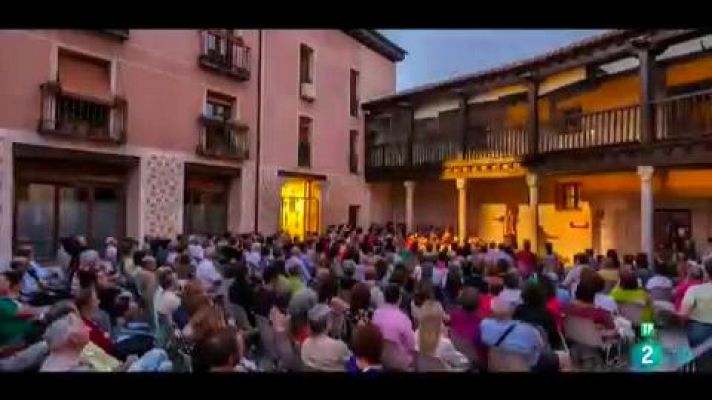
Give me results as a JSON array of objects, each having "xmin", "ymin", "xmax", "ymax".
[{"xmin": 516, "ymin": 240, "xmax": 537, "ymax": 279}]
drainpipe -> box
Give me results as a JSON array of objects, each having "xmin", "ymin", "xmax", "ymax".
[{"xmin": 253, "ymin": 29, "xmax": 263, "ymax": 233}]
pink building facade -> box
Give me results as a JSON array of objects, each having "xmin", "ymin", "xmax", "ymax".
[{"xmin": 0, "ymin": 29, "xmax": 404, "ymax": 265}]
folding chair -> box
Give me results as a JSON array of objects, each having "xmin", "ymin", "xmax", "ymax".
[
  {"xmin": 414, "ymin": 353, "xmax": 451, "ymax": 372},
  {"xmin": 381, "ymin": 340, "xmax": 412, "ymax": 371},
  {"xmin": 649, "ymin": 287, "xmax": 673, "ymax": 302},
  {"xmin": 274, "ymin": 331, "xmax": 303, "ymax": 372},
  {"xmin": 617, "ymin": 302, "xmax": 646, "ymax": 327},
  {"xmin": 226, "ymin": 302, "xmax": 253, "ymax": 332},
  {"xmin": 255, "ymin": 314, "xmax": 279, "ymax": 368},
  {"xmin": 450, "ymin": 334, "xmax": 481, "ymax": 370},
  {"xmin": 487, "ymin": 347, "xmax": 530, "ymax": 372},
  {"xmin": 563, "ymin": 315, "xmax": 620, "ymax": 371}
]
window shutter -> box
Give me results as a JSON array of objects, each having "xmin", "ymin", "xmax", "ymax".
[{"xmin": 58, "ymin": 51, "xmax": 111, "ymax": 100}]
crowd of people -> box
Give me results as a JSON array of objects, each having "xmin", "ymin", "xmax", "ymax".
[{"xmin": 2, "ymin": 222, "xmax": 712, "ymax": 372}]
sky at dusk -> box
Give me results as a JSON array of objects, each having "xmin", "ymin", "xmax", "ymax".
[{"xmin": 380, "ymin": 30, "xmax": 605, "ymax": 91}]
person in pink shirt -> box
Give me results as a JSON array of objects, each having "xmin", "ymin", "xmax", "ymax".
[{"xmin": 372, "ymin": 283, "xmax": 415, "ymax": 368}]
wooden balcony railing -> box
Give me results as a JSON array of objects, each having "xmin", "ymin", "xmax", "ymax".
[
  {"xmin": 655, "ymin": 88, "xmax": 712, "ymax": 140},
  {"xmin": 368, "ymin": 143, "xmax": 408, "ymax": 168},
  {"xmin": 465, "ymin": 128, "xmax": 529, "ymax": 160},
  {"xmin": 39, "ymin": 82, "xmax": 127, "ymax": 144},
  {"xmin": 412, "ymin": 139, "xmax": 461, "ymax": 165},
  {"xmin": 539, "ymin": 105, "xmax": 641, "ymax": 153},
  {"xmin": 196, "ymin": 115, "xmax": 249, "ymax": 160},
  {"xmin": 199, "ymin": 30, "xmax": 250, "ymax": 81}
]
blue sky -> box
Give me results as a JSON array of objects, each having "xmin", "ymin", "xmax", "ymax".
[{"xmin": 380, "ymin": 30, "xmax": 605, "ymax": 91}]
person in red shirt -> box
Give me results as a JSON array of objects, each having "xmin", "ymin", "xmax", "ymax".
[
  {"xmin": 75, "ymin": 286, "xmax": 115, "ymax": 356},
  {"xmin": 563, "ymin": 278, "xmax": 618, "ymax": 338},
  {"xmin": 515, "ymin": 240, "xmax": 537, "ymax": 279}
]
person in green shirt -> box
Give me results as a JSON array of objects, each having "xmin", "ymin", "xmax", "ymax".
[
  {"xmin": 286, "ymin": 265, "xmax": 305, "ymax": 295},
  {"xmin": 610, "ymin": 267, "xmax": 653, "ymax": 322},
  {"xmin": 0, "ymin": 270, "xmax": 42, "ymax": 347}
]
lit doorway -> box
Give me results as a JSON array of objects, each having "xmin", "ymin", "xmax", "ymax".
[{"xmin": 280, "ymin": 179, "xmax": 320, "ymax": 241}]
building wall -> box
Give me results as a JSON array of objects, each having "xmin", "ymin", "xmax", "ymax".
[
  {"xmin": 665, "ymin": 55, "xmax": 712, "ymax": 88},
  {"xmin": 0, "ymin": 30, "xmax": 259, "ymax": 155},
  {"xmin": 258, "ymin": 30, "xmax": 397, "ymax": 234},
  {"xmin": 0, "ymin": 30, "xmax": 271, "ymax": 265}
]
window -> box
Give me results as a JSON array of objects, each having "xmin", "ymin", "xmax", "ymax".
[
  {"xmin": 350, "ymin": 69, "xmax": 360, "ymax": 117},
  {"xmin": 205, "ymin": 91, "xmax": 235, "ymax": 121},
  {"xmin": 58, "ymin": 49, "xmax": 111, "ymax": 99},
  {"xmin": 298, "ymin": 116, "xmax": 312, "ymax": 168},
  {"xmin": 299, "ymin": 44, "xmax": 314, "ymax": 84},
  {"xmin": 349, "ymin": 130, "xmax": 359, "ymax": 174},
  {"xmin": 556, "ymin": 182, "xmax": 582, "ymax": 210},
  {"xmin": 184, "ymin": 175, "xmax": 229, "ymax": 236},
  {"xmin": 348, "ymin": 205, "xmax": 360, "ymax": 228}
]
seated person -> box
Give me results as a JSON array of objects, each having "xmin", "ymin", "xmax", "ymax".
[
  {"xmin": 514, "ymin": 282, "xmax": 563, "ymax": 350},
  {"xmin": 609, "ymin": 267, "xmax": 653, "ymax": 323},
  {"xmin": 414, "ymin": 300, "xmax": 469, "ymax": 371},
  {"xmin": 674, "ymin": 263, "xmax": 704, "ymax": 311},
  {"xmin": 192, "ymin": 327, "xmax": 257, "ymax": 372},
  {"xmin": 41, "ymin": 312, "xmax": 171, "ymax": 372},
  {"xmin": 481, "ymin": 297, "xmax": 566, "ymax": 372},
  {"xmin": 75, "ymin": 286, "xmax": 116, "ymax": 356},
  {"xmin": 498, "ymin": 272, "xmax": 522, "ymax": 307},
  {"xmin": 646, "ymin": 261, "xmax": 674, "ymax": 292},
  {"xmin": 0, "ymin": 270, "xmax": 44, "ymax": 348},
  {"xmin": 345, "ymin": 323, "xmax": 384, "ymax": 374},
  {"xmin": 13, "ymin": 250, "xmax": 58, "ymax": 306},
  {"xmin": 300, "ymin": 304, "xmax": 352, "ymax": 371},
  {"xmin": 563, "ymin": 278, "xmax": 618, "ymax": 339}
]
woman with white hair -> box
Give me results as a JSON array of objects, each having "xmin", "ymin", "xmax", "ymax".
[{"xmin": 413, "ymin": 300, "xmax": 469, "ymax": 371}]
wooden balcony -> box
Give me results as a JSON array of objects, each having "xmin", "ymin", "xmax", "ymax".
[
  {"xmin": 38, "ymin": 82, "xmax": 127, "ymax": 144},
  {"xmin": 655, "ymin": 88, "xmax": 712, "ymax": 141},
  {"xmin": 198, "ymin": 30, "xmax": 250, "ymax": 81},
  {"xmin": 539, "ymin": 105, "xmax": 641, "ymax": 153},
  {"xmin": 365, "ymin": 88, "xmax": 712, "ymax": 181},
  {"xmin": 196, "ymin": 115, "xmax": 249, "ymax": 160}
]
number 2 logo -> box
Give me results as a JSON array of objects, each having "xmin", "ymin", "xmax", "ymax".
[{"xmin": 642, "ymin": 345, "xmax": 653, "ymax": 365}]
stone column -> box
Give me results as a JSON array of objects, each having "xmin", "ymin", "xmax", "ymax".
[
  {"xmin": 0, "ymin": 136, "xmax": 12, "ymax": 269},
  {"xmin": 456, "ymin": 178, "xmax": 467, "ymax": 246},
  {"xmin": 638, "ymin": 166, "xmax": 655, "ymax": 264},
  {"xmin": 526, "ymin": 172, "xmax": 539, "ymax": 253},
  {"xmin": 404, "ymin": 180, "xmax": 415, "ymax": 234}
]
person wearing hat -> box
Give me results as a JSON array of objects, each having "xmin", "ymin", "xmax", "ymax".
[{"xmin": 300, "ymin": 303, "xmax": 351, "ymax": 371}]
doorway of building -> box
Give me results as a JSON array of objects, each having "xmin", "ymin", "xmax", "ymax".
[
  {"xmin": 280, "ymin": 179, "xmax": 320, "ymax": 241},
  {"xmin": 348, "ymin": 205, "xmax": 360, "ymax": 228},
  {"xmin": 184, "ymin": 174, "xmax": 229, "ymax": 236},
  {"xmin": 654, "ymin": 208, "xmax": 692, "ymax": 251}
]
